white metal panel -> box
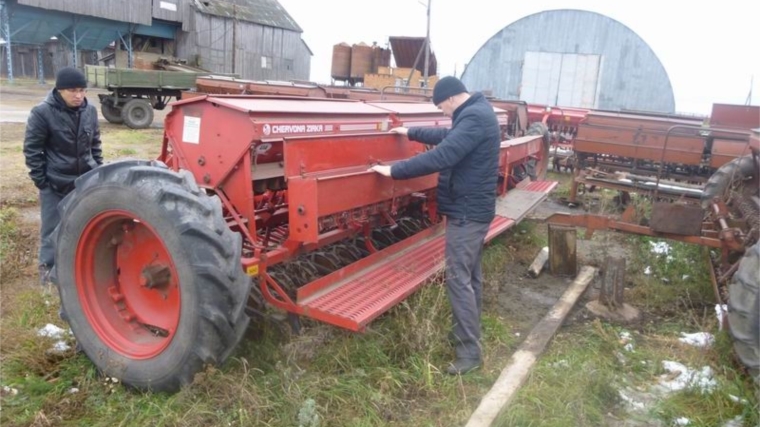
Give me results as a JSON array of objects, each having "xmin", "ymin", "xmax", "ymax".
[
  {"xmin": 521, "ymin": 51, "xmax": 562, "ymax": 105},
  {"xmin": 557, "ymin": 54, "xmax": 600, "ymax": 108},
  {"xmin": 522, "ymin": 51, "xmax": 600, "ymax": 107}
]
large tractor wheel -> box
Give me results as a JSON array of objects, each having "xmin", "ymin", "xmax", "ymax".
[
  {"xmin": 526, "ymin": 121, "xmax": 551, "ymax": 180},
  {"xmin": 703, "ymin": 154, "xmax": 759, "ymax": 380},
  {"xmin": 121, "ymin": 99, "xmax": 155, "ymax": 129},
  {"xmin": 727, "ymin": 242, "xmax": 760, "ymax": 381},
  {"xmin": 100, "ymin": 102, "xmax": 124, "ymax": 124},
  {"xmin": 701, "ymin": 155, "xmax": 756, "ymax": 208},
  {"xmin": 52, "ymin": 160, "xmax": 250, "ymax": 392}
]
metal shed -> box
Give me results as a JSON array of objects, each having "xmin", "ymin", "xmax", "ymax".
[
  {"xmin": 460, "ymin": 9, "xmax": 675, "ymax": 113},
  {"xmin": 175, "ymin": 0, "xmax": 310, "ymax": 81},
  {"xmin": 1, "ymin": 0, "xmax": 311, "ymax": 82}
]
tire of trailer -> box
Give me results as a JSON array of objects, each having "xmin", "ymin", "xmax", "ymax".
[
  {"xmin": 727, "ymin": 242, "xmax": 760, "ymax": 381},
  {"xmin": 52, "ymin": 160, "xmax": 250, "ymax": 392},
  {"xmin": 100, "ymin": 102, "xmax": 124, "ymax": 124},
  {"xmin": 526, "ymin": 121, "xmax": 551, "ymax": 180},
  {"xmin": 700, "ymin": 155, "xmax": 755, "ymax": 208},
  {"xmin": 121, "ymin": 98, "xmax": 155, "ymax": 129}
]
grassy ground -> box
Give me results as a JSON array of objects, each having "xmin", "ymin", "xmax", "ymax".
[{"xmin": 0, "ymin": 117, "xmax": 757, "ymax": 426}]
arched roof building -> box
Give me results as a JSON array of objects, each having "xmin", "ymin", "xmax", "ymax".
[{"xmin": 461, "ymin": 9, "xmax": 675, "ymax": 113}]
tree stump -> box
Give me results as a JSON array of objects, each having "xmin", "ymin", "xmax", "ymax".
[
  {"xmin": 548, "ymin": 224, "xmax": 577, "ymax": 277},
  {"xmin": 600, "ymin": 256, "xmax": 625, "ymax": 309}
]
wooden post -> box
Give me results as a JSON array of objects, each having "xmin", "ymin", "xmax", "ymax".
[
  {"xmin": 528, "ymin": 246, "xmax": 549, "ymax": 278},
  {"xmin": 465, "ymin": 266, "xmax": 598, "ymax": 427},
  {"xmin": 600, "ymin": 256, "xmax": 625, "ymax": 309},
  {"xmin": 548, "ymin": 224, "xmax": 577, "ymax": 277}
]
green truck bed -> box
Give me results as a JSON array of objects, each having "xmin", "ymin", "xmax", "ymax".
[{"xmin": 85, "ymin": 65, "xmax": 205, "ymax": 90}]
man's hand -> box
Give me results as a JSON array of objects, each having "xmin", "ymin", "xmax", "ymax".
[
  {"xmin": 369, "ymin": 165, "xmax": 392, "ymax": 177},
  {"xmin": 389, "ymin": 127, "xmax": 408, "ymax": 135}
]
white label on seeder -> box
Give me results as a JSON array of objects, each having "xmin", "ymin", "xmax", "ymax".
[
  {"xmin": 183, "ymin": 116, "xmax": 201, "ymax": 144},
  {"xmin": 160, "ymin": 1, "xmax": 177, "ymax": 11}
]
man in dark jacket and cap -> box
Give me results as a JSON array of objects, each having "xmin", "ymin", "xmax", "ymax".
[
  {"xmin": 23, "ymin": 66, "xmax": 103, "ymax": 286},
  {"xmin": 369, "ymin": 76, "xmax": 500, "ymax": 375}
]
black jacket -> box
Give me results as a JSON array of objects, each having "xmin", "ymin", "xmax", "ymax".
[
  {"xmin": 23, "ymin": 89, "xmax": 103, "ymax": 195},
  {"xmin": 390, "ymin": 92, "xmax": 500, "ymax": 222}
]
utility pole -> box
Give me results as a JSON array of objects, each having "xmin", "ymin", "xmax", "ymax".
[
  {"xmin": 423, "ymin": 0, "xmax": 431, "ymax": 87},
  {"xmin": 231, "ymin": 4, "xmax": 237, "ymax": 74}
]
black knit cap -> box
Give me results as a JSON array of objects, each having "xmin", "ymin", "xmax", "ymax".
[
  {"xmin": 432, "ymin": 76, "xmax": 467, "ymax": 105},
  {"xmin": 55, "ymin": 67, "xmax": 87, "ymax": 90}
]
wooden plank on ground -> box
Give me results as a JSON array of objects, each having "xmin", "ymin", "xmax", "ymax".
[{"xmin": 465, "ymin": 266, "xmax": 597, "ymax": 427}]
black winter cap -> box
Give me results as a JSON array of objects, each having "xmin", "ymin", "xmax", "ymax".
[
  {"xmin": 432, "ymin": 76, "xmax": 467, "ymax": 105},
  {"xmin": 55, "ymin": 67, "xmax": 87, "ymax": 90}
]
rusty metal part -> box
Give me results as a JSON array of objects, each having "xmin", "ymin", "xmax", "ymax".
[
  {"xmin": 711, "ymin": 199, "xmax": 747, "ymax": 252},
  {"xmin": 546, "ymin": 213, "xmax": 723, "ymax": 248},
  {"xmin": 570, "ymin": 111, "xmax": 753, "ymax": 204},
  {"xmin": 650, "ymin": 203, "xmax": 704, "ymax": 236},
  {"xmin": 705, "ymin": 248, "xmax": 726, "ymax": 310}
]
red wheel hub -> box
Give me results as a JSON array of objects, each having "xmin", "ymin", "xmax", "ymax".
[{"xmin": 76, "ymin": 210, "xmax": 180, "ymax": 359}]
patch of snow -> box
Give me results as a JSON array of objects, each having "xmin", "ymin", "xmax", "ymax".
[
  {"xmin": 550, "ymin": 359, "xmax": 569, "ymax": 368},
  {"xmin": 2, "ymin": 385, "xmax": 19, "ymax": 396},
  {"xmin": 728, "ymin": 394, "xmax": 748, "ymax": 405},
  {"xmin": 645, "ymin": 266, "xmax": 652, "ymax": 275},
  {"xmin": 650, "ymin": 241, "xmax": 672, "ymax": 255},
  {"xmin": 674, "ymin": 417, "xmax": 690, "ymax": 425},
  {"xmin": 722, "ymin": 415, "xmax": 744, "ymax": 427},
  {"xmin": 69, "ymin": 387, "xmax": 79, "ymax": 394},
  {"xmin": 624, "ymin": 343, "xmax": 635, "ymax": 352},
  {"xmin": 618, "ymin": 390, "xmax": 645, "ymax": 410},
  {"xmin": 678, "ymin": 332, "xmax": 714, "ymax": 348},
  {"xmin": 51, "ymin": 341, "xmax": 71, "ymax": 352},
  {"xmin": 656, "ymin": 361, "xmax": 717, "ymax": 394},
  {"xmin": 715, "ymin": 304, "xmax": 727, "ymax": 330},
  {"xmin": 37, "ymin": 323, "xmax": 67, "ymax": 339}
]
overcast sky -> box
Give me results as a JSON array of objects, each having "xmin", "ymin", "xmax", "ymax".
[{"xmin": 277, "ymin": 0, "xmax": 759, "ymax": 116}]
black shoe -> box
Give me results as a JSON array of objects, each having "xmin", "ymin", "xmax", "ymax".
[{"xmin": 445, "ymin": 358, "xmax": 482, "ymax": 375}]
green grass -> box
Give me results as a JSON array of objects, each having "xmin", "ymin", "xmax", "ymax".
[
  {"xmin": 1, "ymin": 192, "xmax": 757, "ymax": 426},
  {"xmin": 0, "ymin": 271, "xmax": 520, "ymax": 427},
  {"xmin": 101, "ymin": 128, "xmax": 164, "ymax": 161},
  {"xmin": 0, "ymin": 207, "xmax": 37, "ymax": 280}
]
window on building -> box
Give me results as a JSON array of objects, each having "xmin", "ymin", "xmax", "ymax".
[
  {"xmin": 261, "ymin": 56, "xmax": 272, "ymax": 69},
  {"xmin": 394, "ymin": 78, "xmax": 409, "ymax": 93}
]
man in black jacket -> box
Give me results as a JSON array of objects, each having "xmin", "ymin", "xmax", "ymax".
[
  {"xmin": 23, "ymin": 66, "xmax": 103, "ymax": 286},
  {"xmin": 369, "ymin": 76, "xmax": 500, "ymax": 375}
]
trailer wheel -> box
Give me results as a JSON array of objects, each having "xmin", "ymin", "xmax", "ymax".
[
  {"xmin": 101, "ymin": 103, "xmax": 124, "ymax": 124},
  {"xmin": 52, "ymin": 160, "xmax": 250, "ymax": 392},
  {"xmin": 701, "ymin": 155, "xmax": 756, "ymax": 208},
  {"xmin": 121, "ymin": 99, "xmax": 155, "ymax": 129},
  {"xmin": 727, "ymin": 242, "xmax": 760, "ymax": 382},
  {"xmin": 526, "ymin": 122, "xmax": 550, "ymax": 179}
]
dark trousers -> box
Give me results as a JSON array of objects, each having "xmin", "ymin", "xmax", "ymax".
[
  {"xmin": 444, "ymin": 217, "xmax": 491, "ymax": 361},
  {"xmin": 39, "ymin": 186, "xmax": 64, "ymax": 268}
]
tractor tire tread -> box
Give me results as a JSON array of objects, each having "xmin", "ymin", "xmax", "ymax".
[
  {"xmin": 53, "ymin": 160, "xmax": 249, "ymax": 392},
  {"xmin": 727, "ymin": 242, "xmax": 760, "ymax": 381},
  {"xmin": 701, "ymin": 155, "xmax": 755, "ymax": 208}
]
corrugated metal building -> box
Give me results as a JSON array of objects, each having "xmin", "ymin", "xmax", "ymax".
[
  {"xmin": 0, "ymin": 0, "xmax": 311, "ymax": 81},
  {"xmin": 460, "ymin": 9, "xmax": 675, "ymax": 113}
]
